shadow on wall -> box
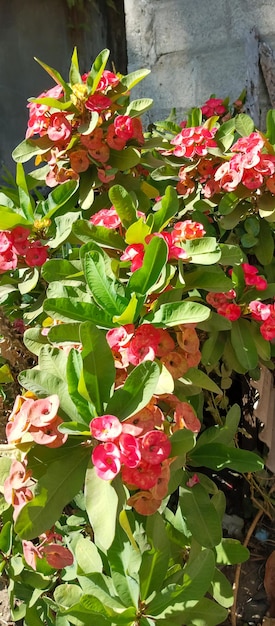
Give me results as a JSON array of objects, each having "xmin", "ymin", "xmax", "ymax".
[{"xmin": 0, "ymin": 0, "xmax": 126, "ymax": 175}]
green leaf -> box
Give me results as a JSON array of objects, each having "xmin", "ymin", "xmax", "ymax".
[
  {"xmin": 47, "ymin": 211, "xmax": 82, "ymax": 248},
  {"xmin": 147, "ymin": 549, "xmax": 215, "ymax": 616},
  {"xmin": 69, "ymin": 46, "xmax": 81, "ymax": 84},
  {"xmin": 195, "ymin": 404, "xmax": 241, "ymax": 448},
  {"xmin": 16, "ymin": 163, "xmax": 34, "ymax": 220},
  {"xmin": 73, "ymin": 219, "xmax": 125, "ymax": 250},
  {"xmin": 201, "ymin": 332, "xmax": 226, "ymax": 367},
  {"xmin": 18, "ymin": 267, "xmax": 39, "ymax": 295},
  {"xmin": 12, "ymin": 136, "xmax": 53, "ymax": 163},
  {"xmin": 181, "ymin": 368, "xmax": 222, "ymax": 394},
  {"xmin": 107, "ymin": 521, "xmax": 141, "ymax": 608},
  {"xmin": 79, "ymin": 322, "xmax": 115, "ymax": 413},
  {"xmin": 108, "ymin": 147, "xmax": 141, "ymax": 171},
  {"xmin": 219, "ymin": 243, "xmax": 244, "ymax": 265},
  {"xmin": 43, "ymin": 180, "xmax": 79, "ymax": 219},
  {"xmin": 18, "ymin": 346, "xmax": 80, "ymax": 422},
  {"xmin": 179, "ymin": 485, "xmax": 222, "ymax": 548},
  {"xmin": 23, "ymin": 326, "xmax": 52, "ymax": 356},
  {"xmin": 189, "ymin": 443, "xmax": 264, "ymax": 472},
  {"xmin": 231, "ymin": 318, "xmax": 258, "ymax": 370},
  {"xmin": 106, "ymin": 361, "xmax": 160, "ymax": 420},
  {"xmin": 15, "ymin": 444, "xmax": 90, "ymax": 539},
  {"xmin": 42, "ymin": 259, "xmax": 82, "ymax": 283},
  {"xmin": 87, "ymin": 49, "xmax": 110, "ymax": 93},
  {"xmin": 108, "ymin": 185, "xmax": 137, "ymax": 229},
  {"xmin": 152, "ymin": 186, "xmax": 179, "ymax": 232},
  {"xmin": 147, "ymin": 300, "xmax": 210, "ymax": 327},
  {"xmin": 44, "ymin": 297, "xmax": 114, "ymax": 327},
  {"xmin": 120, "ymin": 68, "xmax": 151, "ymax": 90},
  {"xmin": 183, "ymin": 237, "xmax": 221, "ymax": 265},
  {"xmin": 266, "ymin": 109, "xmax": 275, "ymax": 144},
  {"xmin": 169, "ymin": 429, "xmax": 196, "ymax": 457},
  {"xmin": 140, "ymin": 513, "xmax": 170, "ymax": 601},
  {"xmin": 125, "ymin": 98, "xmax": 153, "ymax": 117},
  {"xmin": 209, "ymin": 568, "xmax": 234, "ymax": 608},
  {"xmin": 0, "ymin": 521, "xmax": 12, "ymax": 554},
  {"xmin": 235, "ymin": 113, "xmax": 254, "ymax": 136},
  {"xmin": 254, "ymin": 217, "xmax": 274, "ymax": 265},
  {"xmin": 197, "ymin": 311, "xmax": 232, "ymax": 332},
  {"xmin": 67, "ymin": 348, "xmax": 96, "ymax": 423},
  {"xmin": 127, "ymin": 237, "xmax": 168, "ymax": 296},
  {"xmin": 84, "ymin": 464, "xmax": 118, "ymax": 551},
  {"xmin": 215, "ymin": 538, "xmax": 250, "ymax": 565},
  {"xmin": 83, "ymin": 251, "xmax": 128, "ymax": 315},
  {"xmin": 75, "ymin": 536, "xmax": 103, "ymax": 575},
  {"xmin": 0, "ymin": 364, "xmax": 14, "ymax": 383},
  {"xmin": 183, "ymin": 266, "xmax": 232, "ymax": 292},
  {"xmin": 0, "ymin": 209, "xmax": 31, "ymax": 228},
  {"xmin": 218, "ymin": 192, "xmax": 239, "ymax": 216},
  {"xmin": 181, "ymin": 597, "xmax": 228, "ymax": 626},
  {"xmin": 34, "ymin": 56, "xmax": 71, "ymax": 96}
]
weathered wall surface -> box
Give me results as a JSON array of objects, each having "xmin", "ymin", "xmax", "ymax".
[
  {"xmin": 0, "ymin": 0, "xmax": 126, "ymax": 172},
  {"xmin": 124, "ymin": 0, "xmax": 274, "ymax": 127}
]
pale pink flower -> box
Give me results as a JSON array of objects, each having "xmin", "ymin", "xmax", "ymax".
[
  {"xmin": 27, "ymin": 395, "xmax": 59, "ymax": 427},
  {"xmin": 47, "ymin": 113, "xmax": 72, "ymax": 142},
  {"xmin": 23, "ymin": 540, "xmax": 43, "ymax": 570},
  {"xmin": 90, "ymin": 415, "xmax": 122, "ymax": 441},
  {"xmin": 90, "ymin": 207, "xmax": 121, "ymax": 229},
  {"xmin": 186, "ymin": 473, "xmax": 200, "ymax": 487},
  {"xmin": 119, "ymin": 432, "xmax": 141, "ymax": 468}
]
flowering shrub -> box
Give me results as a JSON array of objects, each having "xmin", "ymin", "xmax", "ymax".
[{"xmin": 0, "ymin": 48, "xmax": 274, "ymax": 625}]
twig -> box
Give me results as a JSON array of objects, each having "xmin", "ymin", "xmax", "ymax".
[{"xmin": 231, "ymin": 507, "xmax": 264, "ymax": 626}]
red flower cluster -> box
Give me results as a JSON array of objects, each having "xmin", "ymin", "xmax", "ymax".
[
  {"xmin": 206, "ymin": 289, "xmax": 242, "ymax": 321},
  {"xmin": 242, "ymin": 263, "xmax": 267, "ymax": 291},
  {"xmin": 0, "ymin": 227, "xmax": 48, "ymax": 273},
  {"xmin": 6, "ymin": 394, "xmax": 67, "ymax": 448},
  {"xmin": 201, "ymin": 97, "xmax": 227, "ymax": 119},
  {"xmin": 90, "ymin": 412, "xmax": 171, "ymax": 515}
]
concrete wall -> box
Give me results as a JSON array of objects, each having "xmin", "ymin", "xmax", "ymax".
[
  {"xmin": 124, "ymin": 0, "xmax": 274, "ymax": 128},
  {"xmin": 0, "ymin": 0, "xmax": 126, "ymax": 172}
]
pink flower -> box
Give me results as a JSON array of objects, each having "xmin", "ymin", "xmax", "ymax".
[
  {"xmin": 186, "ymin": 473, "xmax": 200, "ymax": 487},
  {"xmin": 120, "ymin": 244, "xmax": 145, "ymax": 272},
  {"xmin": 0, "ymin": 247, "xmax": 17, "ymax": 273},
  {"xmin": 201, "ymin": 98, "xmax": 227, "ymax": 118},
  {"xmin": 249, "ymin": 301, "xmax": 271, "ymax": 321},
  {"xmin": 25, "ymin": 242, "xmax": 48, "ymax": 267},
  {"xmin": 172, "ymin": 220, "xmax": 206, "ymax": 241},
  {"xmin": 27, "ymin": 395, "xmax": 59, "ymax": 427},
  {"xmin": 106, "ymin": 325, "xmax": 135, "ymax": 352},
  {"xmin": 217, "ymin": 302, "xmax": 242, "ymax": 321},
  {"xmin": 119, "ymin": 432, "xmax": 141, "ymax": 468},
  {"xmin": 92, "ymin": 442, "xmax": 121, "ymax": 480},
  {"xmin": 127, "ymin": 323, "xmax": 161, "ymax": 365},
  {"xmin": 96, "ymin": 70, "xmax": 120, "ymax": 91},
  {"xmin": 10, "ymin": 226, "xmax": 30, "ymax": 255},
  {"xmin": 23, "ymin": 540, "xmax": 43, "ymax": 570},
  {"xmin": 122, "ymin": 460, "xmax": 162, "ymax": 490},
  {"xmin": 114, "ymin": 115, "xmax": 134, "ymax": 140},
  {"xmin": 90, "ymin": 415, "xmax": 122, "ymax": 441},
  {"xmin": 30, "ymin": 415, "xmax": 68, "ymax": 448},
  {"xmin": 90, "ymin": 207, "xmax": 121, "ymax": 229},
  {"xmin": 140, "ymin": 430, "xmax": 171, "ymax": 465},
  {"xmin": 260, "ymin": 319, "xmax": 275, "ymax": 341},
  {"xmin": 85, "ymin": 94, "xmax": 112, "ymax": 112},
  {"xmin": 47, "ymin": 113, "xmax": 72, "ymax": 142}
]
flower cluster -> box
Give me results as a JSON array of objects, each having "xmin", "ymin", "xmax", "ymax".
[
  {"xmin": 249, "ymin": 300, "xmax": 275, "ymax": 340},
  {"xmin": 106, "ymin": 323, "xmax": 201, "ymax": 378},
  {"xmin": 90, "ymin": 412, "xmax": 171, "ymax": 515},
  {"xmin": 206, "ymin": 289, "xmax": 242, "ymax": 321},
  {"xmin": 0, "ymin": 226, "xmax": 48, "ymax": 273},
  {"xmin": 120, "ymin": 220, "xmax": 205, "ymax": 272},
  {"xmin": 22, "ymin": 529, "xmax": 73, "ymax": 571},
  {"xmin": 214, "ymin": 132, "xmax": 275, "ymax": 192},
  {"xmin": 6, "ymin": 394, "xmax": 67, "ymax": 448},
  {"xmin": 3, "ymin": 459, "xmax": 33, "ymax": 520},
  {"xmin": 164, "ymin": 125, "xmax": 218, "ymax": 159},
  {"xmin": 201, "ymin": 97, "xmax": 227, "ymax": 119},
  {"xmin": 26, "ymin": 70, "xmax": 145, "ymax": 188}
]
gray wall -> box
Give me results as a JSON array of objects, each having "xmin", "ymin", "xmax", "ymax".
[
  {"xmin": 124, "ymin": 0, "xmax": 273, "ymax": 128},
  {"xmin": 0, "ymin": 0, "xmax": 126, "ymax": 173}
]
